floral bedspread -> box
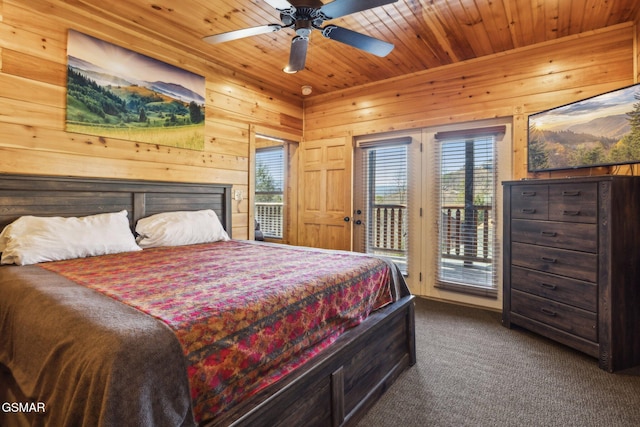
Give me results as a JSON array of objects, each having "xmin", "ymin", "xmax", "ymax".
[{"xmin": 41, "ymin": 240, "xmax": 394, "ymax": 423}]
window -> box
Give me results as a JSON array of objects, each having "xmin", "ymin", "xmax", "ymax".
[
  {"xmin": 255, "ymin": 146, "xmax": 284, "ymax": 239},
  {"xmin": 433, "ymin": 126, "xmax": 504, "ymax": 297}
]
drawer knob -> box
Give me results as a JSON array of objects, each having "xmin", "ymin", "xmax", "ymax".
[
  {"xmin": 540, "ymin": 256, "xmax": 557, "ymax": 263},
  {"xmin": 540, "ymin": 231, "xmax": 557, "ymax": 237},
  {"xmin": 540, "ymin": 282, "xmax": 557, "ymax": 290},
  {"xmin": 521, "ymin": 208, "xmax": 536, "ymax": 214},
  {"xmin": 562, "ymin": 190, "xmax": 581, "ymax": 197},
  {"xmin": 541, "ymin": 308, "xmax": 557, "ymax": 317},
  {"xmin": 562, "ymin": 210, "xmax": 581, "ymax": 216}
]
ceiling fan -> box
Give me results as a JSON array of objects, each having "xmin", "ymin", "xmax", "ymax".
[{"xmin": 203, "ymin": 0, "xmax": 398, "ymax": 73}]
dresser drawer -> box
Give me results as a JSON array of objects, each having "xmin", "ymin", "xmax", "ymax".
[
  {"xmin": 511, "ymin": 219, "xmax": 597, "ymax": 252},
  {"xmin": 511, "ymin": 290, "xmax": 597, "ymax": 342},
  {"xmin": 511, "ymin": 267, "xmax": 597, "ymax": 311},
  {"xmin": 548, "ymin": 183, "xmax": 597, "ymax": 223},
  {"xmin": 511, "ymin": 185, "xmax": 548, "ymax": 220},
  {"xmin": 511, "ymin": 242, "xmax": 597, "ymax": 282}
]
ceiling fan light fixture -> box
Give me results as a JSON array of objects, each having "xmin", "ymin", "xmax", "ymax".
[{"xmin": 203, "ymin": 0, "xmax": 399, "ymax": 72}]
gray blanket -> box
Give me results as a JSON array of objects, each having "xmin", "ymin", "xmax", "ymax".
[{"xmin": 0, "ymin": 265, "xmax": 196, "ymax": 427}]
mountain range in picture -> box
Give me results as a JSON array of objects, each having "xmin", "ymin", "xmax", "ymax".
[
  {"xmin": 566, "ymin": 113, "xmax": 630, "ymax": 140},
  {"xmin": 68, "ymin": 55, "xmax": 204, "ymax": 105},
  {"xmin": 527, "ymin": 83, "xmax": 640, "ymax": 172}
]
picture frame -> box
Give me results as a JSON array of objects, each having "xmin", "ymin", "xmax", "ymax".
[
  {"xmin": 528, "ymin": 82, "xmax": 640, "ymax": 172},
  {"xmin": 65, "ymin": 30, "xmax": 206, "ymax": 151}
]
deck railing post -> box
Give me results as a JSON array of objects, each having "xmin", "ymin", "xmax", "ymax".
[
  {"xmin": 440, "ymin": 205, "xmax": 492, "ymax": 264},
  {"xmin": 255, "ymin": 202, "xmax": 284, "ymax": 238}
]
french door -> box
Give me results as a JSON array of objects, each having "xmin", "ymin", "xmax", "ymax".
[
  {"xmin": 353, "ymin": 131, "xmax": 422, "ymax": 284},
  {"xmin": 422, "ymin": 119, "xmax": 511, "ymax": 304}
]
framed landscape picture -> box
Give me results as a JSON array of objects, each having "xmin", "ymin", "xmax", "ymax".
[
  {"xmin": 528, "ymin": 83, "xmax": 640, "ymax": 172},
  {"xmin": 66, "ymin": 30, "xmax": 206, "ymax": 150}
]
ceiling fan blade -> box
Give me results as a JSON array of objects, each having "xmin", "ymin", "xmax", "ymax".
[
  {"xmin": 320, "ymin": 0, "xmax": 398, "ymax": 20},
  {"xmin": 263, "ymin": 0, "xmax": 293, "ymax": 11},
  {"xmin": 322, "ymin": 25, "xmax": 394, "ymax": 57},
  {"xmin": 203, "ymin": 24, "xmax": 281, "ymax": 44},
  {"xmin": 285, "ymin": 36, "xmax": 309, "ymax": 73}
]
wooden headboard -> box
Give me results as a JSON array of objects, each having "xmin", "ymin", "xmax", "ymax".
[{"xmin": 0, "ymin": 174, "xmax": 232, "ymax": 237}]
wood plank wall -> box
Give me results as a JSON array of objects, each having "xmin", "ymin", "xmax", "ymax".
[
  {"xmin": 304, "ymin": 23, "xmax": 638, "ymax": 180},
  {"xmin": 1, "ymin": 0, "xmax": 638, "ymax": 239},
  {"xmin": 0, "ymin": 0, "xmax": 303, "ymax": 239}
]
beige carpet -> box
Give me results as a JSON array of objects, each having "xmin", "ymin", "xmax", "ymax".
[{"xmin": 356, "ymin": 297, "xmax": 640, "ymax": 427}]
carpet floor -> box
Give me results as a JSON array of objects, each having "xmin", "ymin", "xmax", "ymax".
[{"xmin": 356, "ymin": 297, "xmax": 640, "ymax": 427}]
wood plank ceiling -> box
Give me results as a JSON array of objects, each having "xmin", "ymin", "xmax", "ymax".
[{"xmin": 64, "ymin": 0, "xmax": 640, "ymax": 98}]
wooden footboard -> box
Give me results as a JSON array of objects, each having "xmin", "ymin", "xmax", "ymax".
[
  {"xmin": 1, "ymin": 285, "xmax": 416, "ymax": 427},
  {"xmin": 209, "ymin": 294, "xmax": 416, "ymax": 427}
]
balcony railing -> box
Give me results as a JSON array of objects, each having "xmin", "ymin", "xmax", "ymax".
[
  {"xmin": 255, "ymin": 202, "xmax": 283, "ymax": 238},
  {"xmin": 256, "ymin": 202, "xmax": 492, "ymax": 266},
  {"xmin": 371, "ymin": 204, "xmax": 407, "ymax": 256},
  {"xmin": 370, "ymin": 203, "xmax": 492, "ymax": 264},
  {"xmin": 440, "ymin": 205, "xmax": 493, "ymax": 264}
]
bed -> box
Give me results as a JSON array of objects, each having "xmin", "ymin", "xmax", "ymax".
[{"xmin": 0, "ymin": 173, "xmax": 416, "ymax": 427}]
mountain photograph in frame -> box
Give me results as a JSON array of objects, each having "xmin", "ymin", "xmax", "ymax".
[
  {"xmin": 65, "ymin": 30, "xmax": 205, "ymax": 150},
  {"xmin": 527, "ymin": 82, "xmax": 640, "ymax": 172}
]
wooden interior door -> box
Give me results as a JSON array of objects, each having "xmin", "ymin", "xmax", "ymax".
[{"xmin": 298, "ymin": 136, "xmax": 352, "ymax": 250}]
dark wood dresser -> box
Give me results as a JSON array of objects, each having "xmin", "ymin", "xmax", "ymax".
[{"xmin": 502, "ymin": 176, "xmax": 640, "ymax": 372}]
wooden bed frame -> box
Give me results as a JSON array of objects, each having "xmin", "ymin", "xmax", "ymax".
[{"xmin": 0, "ymin": 173, "xmax": 416, "ymax": 427}]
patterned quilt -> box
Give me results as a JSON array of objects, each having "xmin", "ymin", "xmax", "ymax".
[{"xmin": 41, "ymin": 240, "xmax": 395, "ymax": 423}]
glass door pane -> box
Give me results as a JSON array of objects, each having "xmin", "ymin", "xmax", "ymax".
[
  {"xmin": 436, "ymin": 135, "xmax": 496, "ymax": 288},
  {"xmin": 371, "ymin": 146, "xmax": 408, "ymax": 270},
  {"xmin": 355, "ymin": 141, "xmax": 410, "ymax": 273}
]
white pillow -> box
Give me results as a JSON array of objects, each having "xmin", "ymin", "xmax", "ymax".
[
  {"xmin": 0, "ymin": 210, "xmax": 141, "ymax": 266},
  {"xmin": 135, "ymin": 209, "xmax": 230, "ymax": 248}
]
